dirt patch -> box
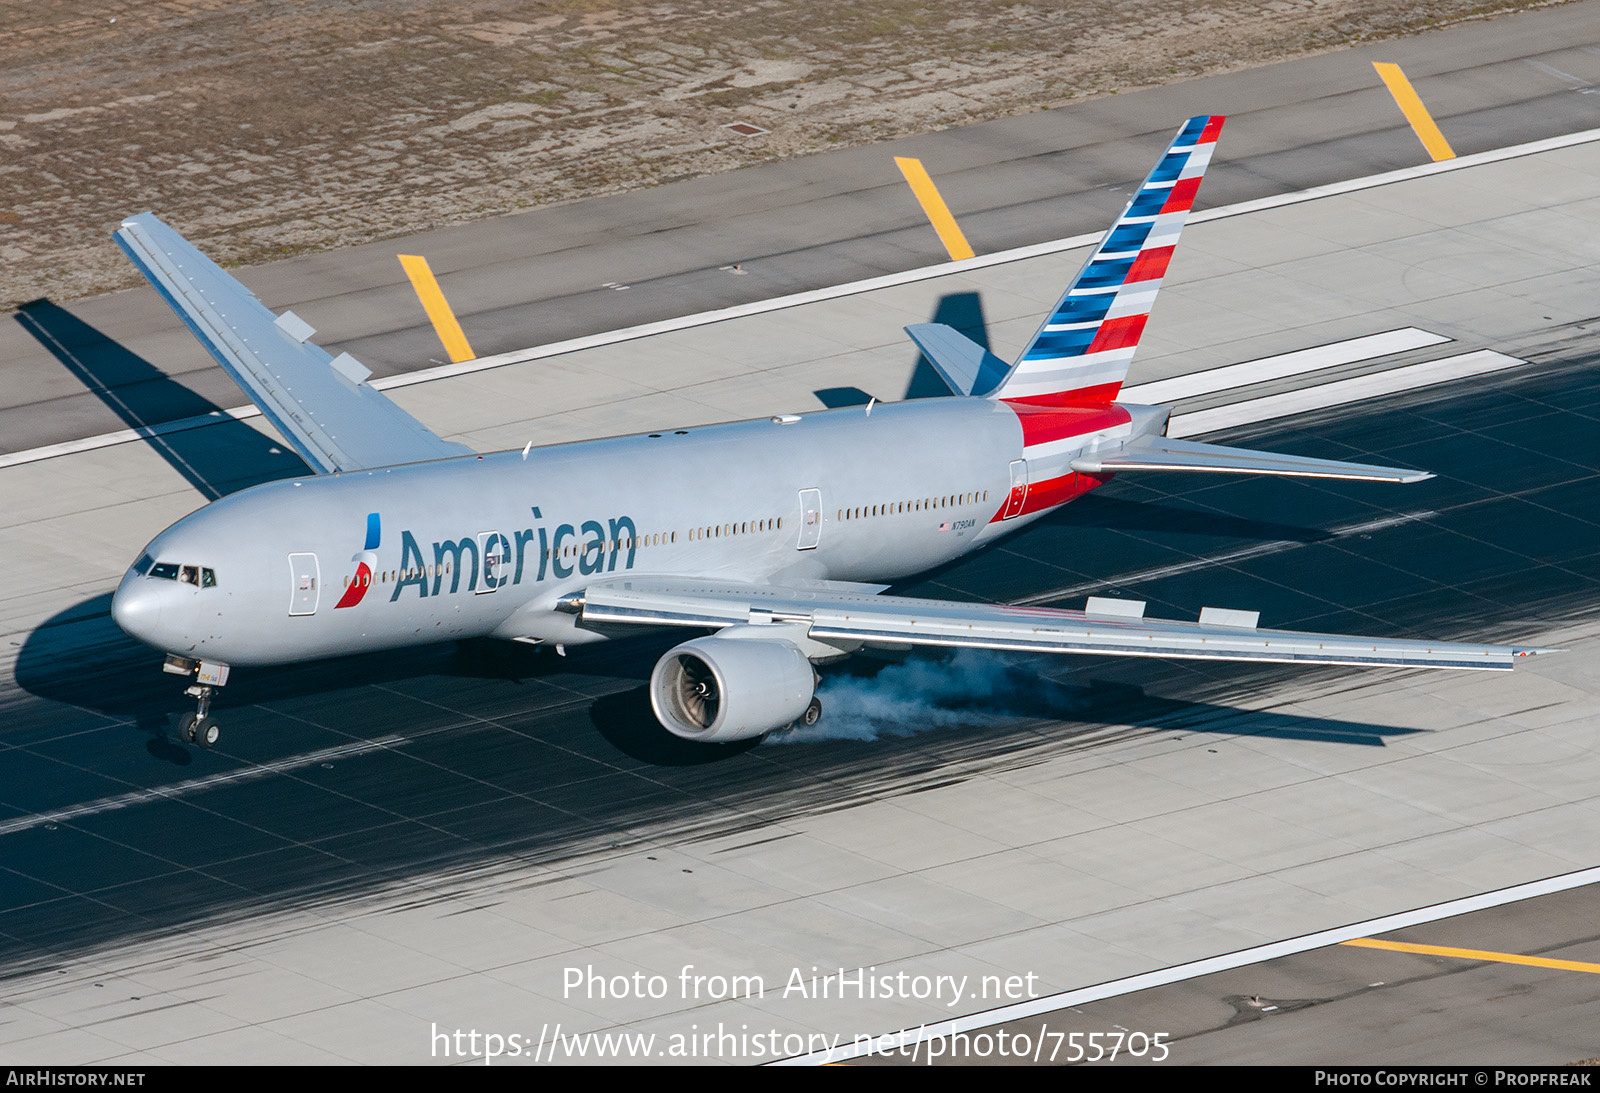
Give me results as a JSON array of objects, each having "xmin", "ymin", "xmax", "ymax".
[{"xmin": 0, "ymin": 0, "xmax": 1564, "ymax": 309}]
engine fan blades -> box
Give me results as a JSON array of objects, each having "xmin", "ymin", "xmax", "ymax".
[{"xmin": 676, "ymin": 655, "xmax": 719, "ymax": 729}]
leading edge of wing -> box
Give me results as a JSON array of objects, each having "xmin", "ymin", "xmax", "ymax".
[
  {"xmin": 114, "ymin": 213, "xmax": 474, "ymax": 474},
  {"xmin": 570, "ymin": 578, "xmax": 1556, "ymax": 671}
]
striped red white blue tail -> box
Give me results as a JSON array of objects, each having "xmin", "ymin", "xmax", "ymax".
[{"xmin": 991, "ymin": 115, "xmax": 1224, "ymax": 408}]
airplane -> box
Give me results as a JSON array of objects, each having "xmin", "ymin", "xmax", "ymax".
[{"xmin": 106, "ymin": 115, "xmax": 1549, "ymax": 750}]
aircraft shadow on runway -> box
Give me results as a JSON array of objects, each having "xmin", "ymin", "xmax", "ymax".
[
  {"xmin": 12, "ymin": 590, "xmax": 1424, "ymax": 764},
  {"xmin": 14, "ymin": 299, "xmax": 309, "ymax": 497},
  {"xmin": 0, "ymin": 610, "xmax": 1435, "ymax": 974}
]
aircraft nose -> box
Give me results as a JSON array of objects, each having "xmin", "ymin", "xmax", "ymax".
[{"xmin": 111, "ymin": 578, "xmax": 164, "ymax": 646}]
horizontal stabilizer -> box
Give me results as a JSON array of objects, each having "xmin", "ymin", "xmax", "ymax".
[
  {"xmin": 904, "ymin": 323, "xmax": 1010, "ymax": 397},
  {"xmin": 1070, "ymin": 436, "xmax": 1431, "ymax": 483},
  {"xmin": 114, "ymin": 213, "xmax": 474, "ymax": 474}
]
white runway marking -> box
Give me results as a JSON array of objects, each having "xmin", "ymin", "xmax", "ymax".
[
  {"xmin": 1166, "ymin": 350, "xmax": 1526, "ymax": 438},
  {"xmin": 0, "ymin": 734, "xmax": 407, "ymax": 837},
  {"xmin": 1119, "ymin": 328, "xmax": 1449, "ymax": 405},
  {"xmin": 0, "ymin": 406, "xmax": 262, "ymax": 471},
  {"xmin": 772, "ymin": 864, "xmax": 1600, "ymax": 1065},
  {"xmin": 1525, "ymin": 58, "xmax": 1593, "ymax": 89}
]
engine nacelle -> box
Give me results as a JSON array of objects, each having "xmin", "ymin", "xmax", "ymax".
[{"xmin": 650, "ymin": 633, "xmax": 816, "ymax": 742}]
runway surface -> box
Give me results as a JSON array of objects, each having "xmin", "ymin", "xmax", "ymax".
[
  {"xmin": 856, "ymin": 880, "xmax": 1600, "ymax": 1065},
  {"xmin": 8, "ymin": 347, "xmax": 1597, "ymax": 1063},
  {"xmin": 3, "ymin": 8, "xmax": 1600, "ymax": 1065}
]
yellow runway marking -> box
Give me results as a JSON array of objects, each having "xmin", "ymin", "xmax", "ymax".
[
  {"xmin": 1342, "ymin": 937, "xmax": 1600, "ymax": 974},
  {"xmin": 894, "ymin": 157, "xmax": 975, "ymax": 262},
  {"xmin": 1373, "ymin": 62, "xmax": 1456, "ymax": 162},
  {"xmin": 398, "ymin": 253, "xmax": 476, "ymax": 363}
]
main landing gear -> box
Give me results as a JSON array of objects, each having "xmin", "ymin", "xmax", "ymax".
[
  {"xmin": 802, "ymin": 697, "xmax": 822, "ymax": 727},
  {"xmin": 163, "ymin": 655, "xmax": 230, "ymax": 749}
]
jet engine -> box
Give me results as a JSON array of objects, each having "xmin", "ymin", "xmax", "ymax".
[{"xmin": 649, "ymin": 634, "xmax": 816, "ymax": 742}]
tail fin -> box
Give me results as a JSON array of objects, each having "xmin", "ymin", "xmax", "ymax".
[{"xmin": 991, "ymin": 115, "xmax": 1223, "ymax": 408}]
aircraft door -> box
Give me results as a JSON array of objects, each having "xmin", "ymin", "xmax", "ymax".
[
  {"xmin": 477, "ymin": 531, "xmax": 508, "ymax": 593},
  {"xmin": 1002, "ymin": 460, "xmax": 1029, "ymax": 520},
  {"xmin": 796, "ymin": 488, "xmax": 822, "ymax": 550},
  {"xmin": 288, "ymin": 552, "xmax": 320, "ymax": 615}
]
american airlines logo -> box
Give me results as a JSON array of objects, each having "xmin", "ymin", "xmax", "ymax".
[
  {"xmin": 333, "ymin": 512, "xmax": 383, "ymax": 609},
  {"xmin": 335, "ymin": 509, "xmax": 641, "ymax": 607}
]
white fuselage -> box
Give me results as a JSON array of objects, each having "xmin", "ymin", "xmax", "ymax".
[{"xmin": 111, "ymin": 396, "xmax": 1149, "ymax": 666}]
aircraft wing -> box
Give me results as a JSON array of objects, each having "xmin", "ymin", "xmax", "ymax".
[
  {"xmin": 114, "ymin": 213, "xmax": 474, "ymax": 474},
  {"xmin": 565, "ymin": 578, "xmax": 1550, "ymax": 671}
]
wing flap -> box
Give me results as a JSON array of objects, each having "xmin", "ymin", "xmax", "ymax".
[
  {"xmin": 114, "ymin": 213, "xmax": 474, "ymax": 474},
  {"xmin": 572, "ymin": 578, "xmax": 1548, "ymax": 671},
  {"xmin": 1070, "ymin": 436, "xmax": 1431, "ymax": 483}
]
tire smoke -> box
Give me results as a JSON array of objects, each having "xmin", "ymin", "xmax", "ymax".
[{"xmin": 767, "ymin": 649, "xmax": 1085, "ymax": 744}]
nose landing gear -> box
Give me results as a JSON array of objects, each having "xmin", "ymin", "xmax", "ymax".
[
  {"xmin": 176, "ymin": 688, "xmax": 220, "ymax": 749},
  {"xmin": 164, "ymin": 655, "xmax": 229, "ymax": 749}
]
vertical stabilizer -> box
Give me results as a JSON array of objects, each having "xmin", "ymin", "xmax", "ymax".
[{"xmin": 991, "ymin": 115, "xmax": 1223, "ymax": 407}]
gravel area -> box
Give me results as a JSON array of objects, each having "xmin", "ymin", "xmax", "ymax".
[{"xmin": 0, "ymin": 0, "xmax": 1564, "ymax": 309}]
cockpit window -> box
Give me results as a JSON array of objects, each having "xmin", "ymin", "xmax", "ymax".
[
  {"xmin": 132, "ymin": 553, "xmax": 154, "ymax": 576},
  {"xmin": 147, "ymin": 561, "xmax": 216, "ymax": 588}
]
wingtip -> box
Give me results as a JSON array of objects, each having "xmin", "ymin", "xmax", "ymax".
[{"xmin": 1512, "ymin": 647, "xmax": 1564, "ymax": 658}]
